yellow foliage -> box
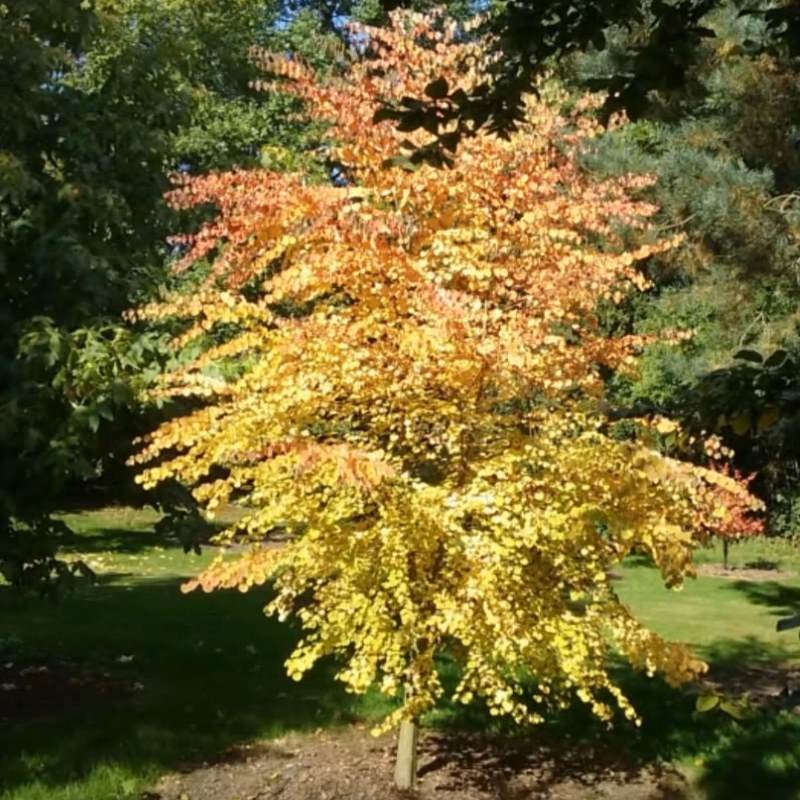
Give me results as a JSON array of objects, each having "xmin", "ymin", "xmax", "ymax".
[{"xmin": 131, "ymin": 13, "xmax": 762, "ymax": 732}]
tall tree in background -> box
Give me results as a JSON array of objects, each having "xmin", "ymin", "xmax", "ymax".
[
  {"xmin": 0, "ymin": 0, "xmax": 320, "ymax": 589},
  {"xmin": 132, "ymin": 14, "xmax": 761, "ymax": 787},
  {"xmin": 374, "ymin": 0, "xmax": 800, "ymax": 159},
  {"xmin": 563, "ymin": 2, "xmax": 800, "ymax": 531}
]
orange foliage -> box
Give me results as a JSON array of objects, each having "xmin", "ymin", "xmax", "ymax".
[{"xmin": 130, "ymin": 13, "xmax": 762, "ymax": 730}]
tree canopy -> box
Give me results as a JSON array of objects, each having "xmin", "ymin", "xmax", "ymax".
[
  {"xmin": 132, "ymin": 14, "xmax": 761, "ymax": 743},
  {"xmin": 373, "ymin": 0, "xmax": 800, "ymax": 164},
  {"xmin": 3, "ymin": 0, "xmax": 799, "ymax": 592},
  {"xmin": 0, "ymin": 0, "xmax": 320, "ymax": 588}
]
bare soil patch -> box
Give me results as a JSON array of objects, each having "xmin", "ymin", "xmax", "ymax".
[
  {"xmin": 153, "ymin": 727, "xmax": 689, "ymax": 800},
  {"xmin": 695, "ymin": 564, "xmax": 794, "ymax": 581},
  {"xmin": 705, "ymin": 662, "xmax": 800, "ymax": 711}
]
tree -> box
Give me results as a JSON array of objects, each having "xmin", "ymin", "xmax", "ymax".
[
  {"xmin": 567, "ymin": 3, "xmax": 800, "ymax": 533},
  {"xmin": 0, "ymin": 0, "xmax": 322, "ymax": 589},
  {"xmin": 370, "ymin": 0, "xmax": 800, "ymax": 163},
  {"xmin": 131, "ymin": 13, "xmax": 761, "ymax": 787}
]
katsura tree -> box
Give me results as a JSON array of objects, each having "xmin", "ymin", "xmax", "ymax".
[{"xmin": 130, "ymin": 12, "xmax": 761, "ymax": 788}]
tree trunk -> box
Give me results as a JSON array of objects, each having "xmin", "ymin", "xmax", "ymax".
[
  {"xmin": 723, "ymin": 538, "xmax": 730, "ymax": 571},
  {"xmin": 394, "ymin": 718, "xmax": 419, "ymax": 790}
]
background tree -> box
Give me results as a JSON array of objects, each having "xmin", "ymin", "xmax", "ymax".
[
  {"xmin": 375, "ymin": 0, "xmax": 800, "ymax": 160},
  {"xmin": 0, "ymin": 0, "xmax": 323, "ymax": 589},
  {"xmin": 565, "ymin": 2, "xmax": 800, "ymax": 535},
  {"xmin": 131, "ymin": 14, "xmax": 761, "ymax": 787}
]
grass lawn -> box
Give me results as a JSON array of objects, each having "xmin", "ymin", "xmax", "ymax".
[{"xmin": 2, "ymin": 509, "xmax": 800, "ymax": 799}]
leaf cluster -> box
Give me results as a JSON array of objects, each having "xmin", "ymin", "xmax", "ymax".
[{"xmin": 134, "ymin": 14, "xmax": 762, "ymax": 731}]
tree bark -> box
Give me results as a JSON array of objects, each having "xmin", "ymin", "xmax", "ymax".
[{"xmin": 394, "ymin": 718, "xmax": 419, "ymax": 790}]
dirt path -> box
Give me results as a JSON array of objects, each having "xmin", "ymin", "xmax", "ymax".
[{"xmin": 152, "ymin": 727, "xmax": 689, "ymax": 800}]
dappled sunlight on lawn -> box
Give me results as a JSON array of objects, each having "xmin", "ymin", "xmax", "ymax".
[{"xmin": 3, "ymin": 510, "xmax": 800, "ymax": 799}]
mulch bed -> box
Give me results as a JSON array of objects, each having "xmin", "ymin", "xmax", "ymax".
[
  {"xmin": 149, "ymin": 656, "xmax": 800, "ymax": 800},
  {"xmin": 695, "ymin": 564, "xmax": 794, "ymax": 581},
  {"xmin": 704, "ymin": 662, "xmax": 800, "ymax": 711},
  {"xmin": 152, "ymin": 727, "xmax": 689, "ymax": 800}
]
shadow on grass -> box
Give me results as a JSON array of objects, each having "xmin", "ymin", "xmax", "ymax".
[
  {"xmin": 743, "ymin": 559, "xmax": 781, "ymax": 572},
  {"xmin": 58, "ymin": 524, "xmax": 221, "ymax": 557},
  {"xmin": 729, "ymin": 580, "xmax": 800, "ymax": 621},
  {"xmin": 3, "ymin": 578, "xmax": 800, "ymax": 800},
  {"xmin": 59, "ymin": 526, "xmax": 222, "ymax": 555},
  {"xmin": 696, "ymin": 713, "xmax": 800, "ymax": 800},
  {"xmin": 0, "ymin": 578, "xmax": 368, "ymax": 798},
  {"xmin": 425, "ymin": 637, "xmax": 800, "ymax": 800},
  {"xmin": 58, "ymin": 527, "xmax": 168, "ymax": 556}
]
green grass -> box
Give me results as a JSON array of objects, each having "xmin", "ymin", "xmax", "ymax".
[
  {"xmin": 2, "ymin": 509, "xmax": 800, "ymax": 799},
  {"xmin": 691, "ymin": 536, "xmax": 800, "ymax": 573},
  {"xmin": 617, "ymin": 561, "xmax": 800, "ymax": 657},
  {"xmin": 1, "ymin": 508, "xmax": 389, "ymax": 800}
]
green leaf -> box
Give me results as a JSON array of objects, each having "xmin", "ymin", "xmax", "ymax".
[
  {"xmin": 396, "ymin": 112, "xmax": 426, "ymax": 132},
  {"xmin": 732, "ymin": 412, "xmax": 751, "ymax": 436},
  {"xmin": 764, "ymin": 349, "xmax": 788, "ymax": 368},
  {"xmin": 734, "ymin": 349, "xmax": 763, "ymax": 364},
  {"xmin": 696, "ymin": 694, "xmax": 719, "ymax": 712},
  {"xmin": 422, "ymin": 114, "xmax": 441, "ymax": 135},
  {"xmin": 372, "ymin": 107, "xmax": 398, "ymax": 124},
  {"xmin": 439, "ymin": 132, "xmax": 460, "ymax": 152},
  {"xmin": 424, "ymin": 77, "xmax": 449, "ymax": 100},
  {"xmin": 719, "ymin": 699, "xmax": 748, "ymax": 720}
]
